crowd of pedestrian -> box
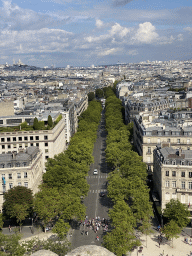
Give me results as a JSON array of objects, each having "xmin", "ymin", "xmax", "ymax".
[{"xmin": 81, "ymin": 216, "xmax": 110, "ymax": 240}]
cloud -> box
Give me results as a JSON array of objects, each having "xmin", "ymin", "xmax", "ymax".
[
  {"xmin": 98, "ymin": 47, "xmax": 121, "ymax": 56},
  {"xmin": 110, "ymin": 23, "xmax": 130, "ymax": 37},
  {"xmin": 184, "ymin": 27, "xmax": 192, "ymax": 33},
  {"xmin": 133, "ymin": 22, "xmax": 159, "ymax": 43},
  {"xmin": 96, "ymin": 19, "xmax": 104, "ymax": 28},
  {"xmin": 112, "ymin": 0, "xmax": 134, "ymax": 7}
]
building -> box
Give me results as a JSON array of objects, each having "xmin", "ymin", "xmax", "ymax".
[
  {"xmin": 133, "ymin": 111, "xmax": 192, "ymax": 173},
  {"xmin": 0, "ymin": 114, "xmax": 66, "ymax": 168},
  {"xmin": 0, "ymin": 146, "xmax": 43, "ymax": 211},
  {"xmin": 153, "ymin": 146, "xmax": 192, "ymax": 211}
]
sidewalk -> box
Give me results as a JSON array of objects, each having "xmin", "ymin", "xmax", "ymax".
[{"xmin": 131, "ymin": 232, "xmax": 192, "ymax": 256}]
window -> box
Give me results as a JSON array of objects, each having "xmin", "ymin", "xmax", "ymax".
[
  {"xmin": 181, "ymin": 161, "xmax": 184, "ymax": 165},
  {"xmin": 18, "ymin": 137, "xmax": 22, "ymax": 141},
  {"xmin": 13, "ymin": 137, "xmax": 16, "ymax": 141},
  {"xmin": 188, "ymin": 147, "xmax": 190, "ymax": 150},
  {"xmin": 45, "ymin": 142, "xmax": 48, "ymax": 147},
  {"xmin": 19, "ymin": 144, "xmax": 22, "ymax": 148},
  {"xmin": 30, "ymin": 143, "xmax": 33, "ymax": 147},
  {"xmin": 45, "ymin": 149, "xmax": 48, "ymax": 153},
  {"xmin": 9, "ymin": 183, "xmax": 13, "ymax": 189},
  {"xmin": 172, "ymin": 181, "xmax": 176, "ymax": 188},
  {"xmin": 0, "ymin": 164, "xmax": 4, "ymax": 168},
  {"xmin": 7, "ymin": 163, "xmax": 11, "ymax": 168},
  {"xmin": 8, "ymin": 145, "xmax": 11, "ymax": 149},
  {"xmin": 166, "ymin": 171, "xmax": 169, "ymax": 177},
  {"xmin": 7, "ymin": 137, "xmax": 10, "ymax": 142},
  {"xmin": 45, "ymin": 156, "xmax": 49, "ymax": 159},
  {"xmin": 187, "ymin": 139, "xmax": 190, "ymax": 144},
  {"xmin": 181, "ymin": 181, "xmax": 185, "ymax": 189},
  {"xmin": 24, "ymin": 136, "xmax": 28, "ymax": 141},
  {"xmin": 8, "ymin": 174, "xmax": 12, "ymax": 179},
  {"xmin": 147, "ymin": 147, "xmax": 151, "ymax": 154},
  {"xmin": 157, "ymin": 138, "xmax": 161, "ymax": 144},
  {"xmin": 25, "ymin": 143, "xmax": 28, "ymax": 148},
  {"xmin": 189, "ymin": 172, "xmax": 192, "ymax": 178},
  {"xmin": 147, "ymin": 138, "xmax": 150, "ymax": 143},
  {"xmin": 30, "ymin": 136, "xmax": 33, "ymax": 141},
  {"xmin": 172, "ymin": 161, "xmax": 176, "ymax": 165},
  {"xmin": 1, "ymin": 145, "xmax": 5, "ymax": 149},
  {"xmin": 1, "ymin": 138, "xmax": 4, "ymax": 142},
  {"xmin": 13, "ymin": 144, "xmax": 16, "ymax": 148},
  {"xmin": 18, "ymin": 182, "xmax": 21, "ymax": 186},
  {"xmin": 172, "ymin": 171, "xmax": 176, "ymax": 177},
  {"xmin": 24, "ymin": 182, "xmax": 28, "ymax": 188},
  {"xmin": 16, "ymin": 163, "xmax": 20, "ymax": 167},
  {"xmin": 177, "ymin": 139, "xmax": 180, "ymax": 144},
  {"xmin": 167, "ymin": 138, "xmax": 170, "ymax": 142},
  {"xmin": 24, "ymin": 172, "xmax": 27, "ymax": 178},
  {"xmin": 36, "ymin": 143, "xmax": 39, "ymax": 147},
  {"xmin": 189, "ymin": 182, "xmax": 192, "ymax": 189},
  {"xmin": 165, "ymin": 181, "xmax": 169, "ymax": 187},
  {"xmin": 17, "ymin": 173, "xmax": 21, "ymax": 179},
  {"xmin": 181, "ymin": 172, "xmax": 185, "ymax": 177},
  {"xmin": 44, "ymin": 135, "xmax": 48, "ymax": 140},
  {"xmin": 23, "ymin": 162, "xmax": 27, "ymax": 167},
  {"xmin": 35, "ymin": 136, "xmax": 39, "ymax": 140}
]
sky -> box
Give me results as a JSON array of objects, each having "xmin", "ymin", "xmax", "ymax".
[{"xmin": 0, "ymin": 0, "xmax": 192, "ymax": 68}]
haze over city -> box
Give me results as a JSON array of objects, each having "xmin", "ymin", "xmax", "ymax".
[{"xmin": 0, "ymin": 0, "xmax": 192, "ymax": 67}]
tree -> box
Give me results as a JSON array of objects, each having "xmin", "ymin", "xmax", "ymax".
[
  {"xmin": 33, "ymin": 117, "xmax": 39, "ymax": 130},
  {"xmin": 11, "ymin": 204, "xmax": 29, "ymax": 232},
  {"xmin": 162, "ymin": 220, "xmax": 181, "ymax": 247},
  {"xmin": 3, "ymin": 186, "xmax": 33, "ymax": 219},
  {"xmin": 95, "ymin": 88, "xmax": 103, "ymax": 98},
  {"xmin": 88, "ymin": 92, "xmax": 95, "ymax": 101},
  {"xmin": 163, "ymin": 199, "xmax": 190, "ymax": 228},
  {"xmin": 52, "ymin": 218, "xmax": 70, "ymax": 240},
  {"xmin": 48, "ymin": 115, "xmax": 53, "ymax": 127},
  {"xmin": 139, "ymin": 217, "xmax": 154, "ymax": 248},
  {"xmin": 0, "ymin": 213, "xmax": 4, "ymax": 230}
]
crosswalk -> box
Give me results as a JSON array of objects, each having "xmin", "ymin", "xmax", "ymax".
[
  {"xmin": 87, "ymin": 175, "xmax": 108, "ymax": 179},
  {"xmin": 89, "ymin": 189, "xmax": 107, "ymax": 193}
]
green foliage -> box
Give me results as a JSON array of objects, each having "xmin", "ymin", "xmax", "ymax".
[
  {"xmin": 54, "ymin": 114, "xmax": 62, "ymax": 125},
  {"xmin": 88, "ymin": 92, "xmax": 95, "ymax": 101},
  {"xmin": 163, "ymin": 199, "xmax": 190, "ymax": 228},
  {"xmin": 11, "ymin": 204, "xmax": 29, "ymax": 232},
  {"xmin": 20, "ymin": 121, "xmax": 28, "ymax": 129},
  {"xmin": 0, "ymin": 214, "xmax": 4, "ymax": 230},
  {"xmin": 0, "ymin": 232, "xmax": 25, "ymax": 256},
  {"xmin": 95, "ymin": 88, "xmax": 104, "ymax": 98},
  {"xmin": 162, "ymin": 220, "xmax": 181, "ymax": 247},
  {"xmin": 48, "ymin": 115, "xmax": 53, "ymax": 127},
  {"xmin": 21, "ymin": 237, "xmax": 70, "ymax": 256},
  {"xmin": 52, "ymin": 218, "xmax": 70, "ymax": 239},
  {"xmin": 3, "ymin": 186, "xmax": 33, "ymax": 219},
  {"xmin": 33, "ymin": 117, "xmax": 39, "ymax": 130},
  {"xmin": 103, "ymin": 86, "xmax": 152, "ymax": 254}
]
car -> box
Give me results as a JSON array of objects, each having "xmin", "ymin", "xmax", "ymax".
[
  {"xmin": 99, "ymin": 192, "xmax": 105, "ymax": 197},
  {"xmin": 93, "ymin": 169, "xmax": 98, "ymax": 175}
]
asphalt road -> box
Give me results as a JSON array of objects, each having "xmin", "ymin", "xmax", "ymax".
[{"xmin": 70, "ymin": 110, "xmax": 112, "ymax": 249}]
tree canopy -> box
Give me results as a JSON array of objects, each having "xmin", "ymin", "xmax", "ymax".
[{"xmin": 163, "ymin": 199, "xmax": 190, "ymax": 228}]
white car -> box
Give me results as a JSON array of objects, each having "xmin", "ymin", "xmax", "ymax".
[{"xmin": 93, "ymin": 169, "xmax": 98, "ymax": 175}]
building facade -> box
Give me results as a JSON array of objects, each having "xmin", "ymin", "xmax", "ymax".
[
  {"xmin": 0, "ymin": 146, "xmax": 43, "ymax": 211},
  {"xmin": 153, "ymin": 146, "xmax": 192, "ymax": 211}
]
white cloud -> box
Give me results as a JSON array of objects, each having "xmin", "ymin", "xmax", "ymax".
[
  {"xmin": 96, "ymin": 19, "xmax": 104, "ymax": 28},
  {"xmin": 177, "ymin": 34, "xmax": 183, "ymax": 41},
  {"xmin": 98, "ymin": 47, "xmax": 120, "ymax": 56},
  {"xmin": 128, "ymin": 49, "xmax": 138, "ymax": 56},
  {"xmin": 133, "ymin": 22, "xmax": 159, "ymax": 43},
  {"xmin": 112, "ymin": 0, "xmax": 134, "ymax": 7},
  {"xmin": 184, "ymin": 27, "xmax": 192, "ymax": 33},
  {"xmin": 110, "ymin": 23, "xmax": 130, "ymax": 37}
]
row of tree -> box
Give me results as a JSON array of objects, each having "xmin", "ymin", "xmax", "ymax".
[
  {"xmin": 102, "ymin": 86, "xmax": 153, "ymax": 256},
  {"xmin": 1, "ymin": 100, "xmax": 102, "ymax": 255}
]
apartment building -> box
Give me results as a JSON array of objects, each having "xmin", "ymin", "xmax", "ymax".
[
  {"xmin": 0, "ymin": 114, "xmax": 66, "ymax": 168},
  {"xmin": 133, "ymin": 111, "xmax": 192, "ymax": 173},
  {"xmin": 0, "ymin": 146, "xmax": 43, "ymax": 211},
  {"xmin": 153, "ymin": 146, "xmax": 192, "ymax": 211}
]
